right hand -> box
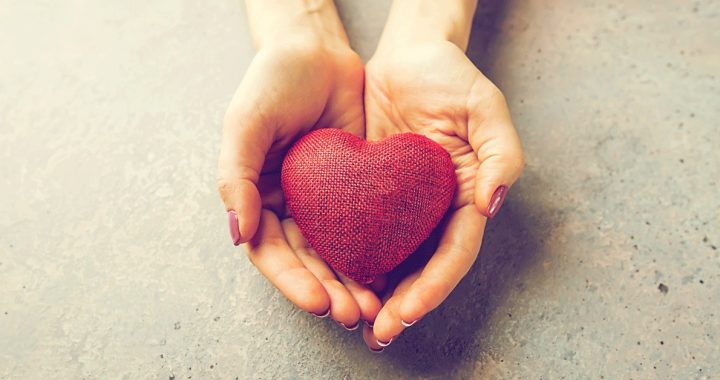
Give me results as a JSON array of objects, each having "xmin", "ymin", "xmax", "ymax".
[
  {"xmin": 361, "ymin": 40, "xmax": 524, "ymax": 350},
  {"xmin": 217, "ymin": 38, "xmax": 381, "ymax": 329}
]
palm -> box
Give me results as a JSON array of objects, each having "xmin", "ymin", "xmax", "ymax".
[
  {"xmin": 365, "ymin": 41, "xmax": 496, "ymax": 209},
  {"xmin": 232, "ymin": 45, "xmax": 365, "ymax": 215}
]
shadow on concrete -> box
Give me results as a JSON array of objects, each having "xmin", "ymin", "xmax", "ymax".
[{"xmin": 466, "ymin": 0, "xmax": 511, "ymax": 73}]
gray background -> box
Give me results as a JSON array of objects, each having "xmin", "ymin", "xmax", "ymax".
[{"xmin": 1, "ymin": 0, "xmax": 719, "ymax": 379}]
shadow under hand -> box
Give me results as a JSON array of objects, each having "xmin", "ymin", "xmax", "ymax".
[{"xmin": 384, "ymin": 190, "xmax": 545, "ymax": 375}]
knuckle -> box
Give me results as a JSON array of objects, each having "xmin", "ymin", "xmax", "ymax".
[
  {"xmin": 223, "ymin": 96, "xmax": 250, "ymax": 129},
  {"xmin": 488, "ymin": 85, "xmax": 507, "ymax": 105},
  {"xmin": 223, "ymin": 108, "xmax": 240, "ymax": 129},
  {"xmin": 244, "ymin": 249, "xmax": 259, "ymax": 266},
  {"xmin": 509, "ymin": 153, "xmax": 526, "ymax": 174},
  {"xmin": 411, "ymin": 284, "xmax": 442, "ymax": 315},
  {"xmin": 438, "ymin": 242, "xmax": 474, "ymax": 259},
  {"xmin": 321, "ymin": 278, "xmax": 344, "ymax": 290},
  {"xmin": 222, "ymin": 98, "xmax": 260, "ymax": 131},
  {"xmin": 216, "ymin": 167, "xmax": 260, "ymax": 194},
  {"xmin": 216, "ymin": 176, "xmax": 239, "ymax": 199}
]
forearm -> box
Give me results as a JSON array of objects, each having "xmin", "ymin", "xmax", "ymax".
[
  {"xmin": 246, "ymin": 0, "xmax": 349, "ymax": 49},
  {"xmin": 377, "ymin": 0, "xmax": 477, "ymax": 52}
]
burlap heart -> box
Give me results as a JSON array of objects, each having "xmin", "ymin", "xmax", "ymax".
[{"xmin": 281, "ymin": 129, "xmax": 456, "ymax": 283}]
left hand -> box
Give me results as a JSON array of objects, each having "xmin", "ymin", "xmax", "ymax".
[{"xmin": 362, "ymin": 40, "xmax": 524, "ymax": 350}]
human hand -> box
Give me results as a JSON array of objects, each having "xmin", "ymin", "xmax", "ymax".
[
  {"xmin": 361, "ymin": 0, "xmax": 524, "ymax": 350},
  {"xmin": 217, "ymin": 0, "xmax": 381, "ymax": 329}
]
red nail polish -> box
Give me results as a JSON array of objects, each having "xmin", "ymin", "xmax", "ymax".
[
  {"xmin": 227, "ymin": 211, "xmax": 241, "ymax": 246},
  {"xmin": 487, "ymin": 185, "xmax": 508, "ymax": 218}
]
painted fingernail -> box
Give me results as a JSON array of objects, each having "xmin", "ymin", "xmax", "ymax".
[
  {"xmin": 369, "ymin": 347, "xmax": 384, "ymax": 353},
  {"xmin": 377, "ymin": 338, "xmax": 393, "ymax": 347},
  {"xmin": 340, "ymin": 322, "xmax": 360, "ymax": 331},
  {"xmin": 311, "ymin": 308, "xmax": 330, "ymax": 318},
  {"xmin": 227, "ymin": 211, "xmax": 241, "ymax": 246},
  {"xmin": 487, "ymin": 185, "xmax": 508, "ymax": 218},
  {"xmin": 364, "ymin": 320, "xmax": 374, "ymax": 328},
  {"xmin": 401, "ymin": 319, "xmax": 417, "ymax": 327}
]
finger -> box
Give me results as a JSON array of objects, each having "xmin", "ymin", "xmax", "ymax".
[
  {"xmin": 246, "ymin": 210, "xmax": 330, "ymax": 315},
  {"xmin": 337, "ymin": 273, "xmax": 382, "ymax": 326},
  {"xmin": 363, "ymin": 324, "xmax": 384, "ymax": 353},
  {"xmin": 467, "ymin": 78, "xmax": 525, "ymax": 218},
  {"xmin": 217, "ymin": 86, "xmax": 275, "ymax": 244},
  {"xmin": 398, "ymin": 205, "xmax": 486, "ymax": 325},
  {"xmin": 282, "ymin": 219, "xmax": 361, "ymax": 329},
  {"xmin": 371, "ymin": 270, "xmax": 421, "ymax": 345}
]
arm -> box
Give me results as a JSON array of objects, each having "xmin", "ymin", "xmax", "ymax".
[
  {"xmin": 376, "ymin": 0, "xmax": 477, "ymax": 52},
  {"xmin": 246, "ymin": 0, "xmax": 349, "ymax": 50}
]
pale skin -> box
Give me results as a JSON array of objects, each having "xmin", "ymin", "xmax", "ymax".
[{"xmin": 217, "ymin": 0, "xmax": 524, "ymax": 350}]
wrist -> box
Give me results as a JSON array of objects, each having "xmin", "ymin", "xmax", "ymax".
[
  {"xmin": 377, "ymin": 0, "xmax": 477, "ymax": 53},
  {"xmin": 246, "ymin": 0, "xmax": 350, "ymax": 51}
]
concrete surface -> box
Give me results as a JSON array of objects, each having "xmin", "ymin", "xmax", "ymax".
[{"xmin": 1, "ymin": 0, "xmax": 718, "ymax": 379}]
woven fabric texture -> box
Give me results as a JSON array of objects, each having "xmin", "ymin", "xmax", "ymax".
[{"xmin": 281, "ymin": 129, "xmax": 456, "ymax": 284}]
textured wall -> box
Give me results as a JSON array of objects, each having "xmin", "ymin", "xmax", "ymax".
[{"xmin": 1, "ymin": 0, "xmax": 718, "ymax": 379}]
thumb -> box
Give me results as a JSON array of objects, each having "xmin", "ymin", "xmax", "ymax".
[
  {"xmin": 217, "ymin": 102, "xmax": 274, "ymax": 245},
  {"xmin": 468, "ymin": 84, "xmax": 525, "ymax": 218}
]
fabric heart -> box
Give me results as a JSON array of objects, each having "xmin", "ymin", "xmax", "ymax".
[{"xmin": 281, "ymin": 129, "xmax": 456, "ymax": 284}]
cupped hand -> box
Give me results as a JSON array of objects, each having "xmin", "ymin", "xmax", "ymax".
[
  {"xmin": 362, "ymin": 40, "xmax": 525, "ymax": 349},
  {"xmin": 217, "ymin": 39, "xmax": 381, "ymax": 329}
]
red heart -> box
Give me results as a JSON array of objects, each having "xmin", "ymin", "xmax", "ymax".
[{"xmin": 281, "ymin": 129, "xmax": 456, "ymax": 284}]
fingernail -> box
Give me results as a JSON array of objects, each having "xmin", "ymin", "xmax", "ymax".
[
  {"xmin": 377, "ymin": 338, "xmax": 393, "ymax": 347},
  {"xmin": 340, "ymin": 322, "xmax": 359, "ymax": 331},
  {"xmin": 227, "ymin": 211, "xmax": 241, "ymax": 246},
  {"xmin": 487, "ymin": 185, "xmax": 508, "ymax": 218},
  {"xmin": 364, "ymin": 320, "xmax": 374, "ymax": 328},
  {"xmin": 401, "ymin": 319, "xmax": 417, "ymax": 327},
  {"xmin": 369, "ymin": 347, "xmax": 384, "ymax": 353},
  {"xmin": 311, "ymin": 309, "xmax": 330, "ymax": 318}
]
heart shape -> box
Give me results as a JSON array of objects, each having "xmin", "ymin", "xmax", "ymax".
[{"xmin": 281, "ymin": 129, "xmax": 456, "ymax": 284}]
